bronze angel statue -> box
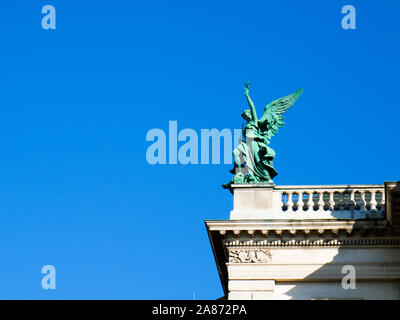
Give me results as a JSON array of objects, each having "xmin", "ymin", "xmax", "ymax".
[{"xmin": 223, "ymin": 83, "xmax": 302, "ymax": 190}]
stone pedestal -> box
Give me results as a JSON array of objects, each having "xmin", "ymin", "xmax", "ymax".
[{"xmin": 206, "ymin": 183, "xmax": 400, "ymax": 300}]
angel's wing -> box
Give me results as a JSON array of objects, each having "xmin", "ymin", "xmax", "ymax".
[{"xmin": 258, "ymin": 88, "xmax": 303, "ymax": 136}]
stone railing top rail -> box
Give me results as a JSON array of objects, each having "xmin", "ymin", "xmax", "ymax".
[
  {"xmin": 275, "ymin": 184, "xmax": 384, "ymax": 189},
  {"xmin": 233, "ymin": 184, "xmax": 384, "ymax": 189}
]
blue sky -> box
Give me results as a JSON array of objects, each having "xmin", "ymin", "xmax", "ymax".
[{"xmin": 0, "ymin": 0, "xmax": 399, "ymax": 299}]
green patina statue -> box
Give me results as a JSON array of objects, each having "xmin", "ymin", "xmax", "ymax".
[{"xmin": 223, "ymin": 83, "xmax": 302, "ymax": 191}]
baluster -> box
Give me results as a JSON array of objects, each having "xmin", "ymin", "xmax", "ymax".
[
  {"xmin": 328, "ymin": 192, "xmax": 335, "ymax": 210},
  {"xmin": 287, "ymin": 192, "xmax": 294, "ymax": 212},
  {"xmin": 359, "ymin": 191, "xmax": 366, "ymax": 213},
  {"xmin": 370, "ymin": 191, "xmax": 377, "ymax": 211},
  {"xmin": 298, "ymin": 191, "xmax": 304, "ymax": 211},
  {"xmin": 317, "ymin": 192, "xmax": 324, "ymax": 211},
  {"xmin": 308, "ymin": 192, "xmax": 314, "ymax": 210}
]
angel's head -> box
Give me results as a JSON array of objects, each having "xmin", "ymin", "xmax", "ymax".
[{"xmin": 241, "ymin": 109, "xmax": 251, "ymax": 122}]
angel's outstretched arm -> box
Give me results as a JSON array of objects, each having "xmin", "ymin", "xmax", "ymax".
[{"xmin": 244, "ymin": 84, "xmax": 258, "ymax": 122}]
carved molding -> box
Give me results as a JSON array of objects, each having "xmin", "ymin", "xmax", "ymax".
[
  {"xmin": 225, "ymin": 239, "xmax": 400, "ymax": 248},
  {"xmin": 228, "ymin": 249, "xmax": 272, "ymax": 264}
]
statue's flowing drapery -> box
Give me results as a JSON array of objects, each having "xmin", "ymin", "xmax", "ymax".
[{"xmin": 233, "ymin": 121, "xmax": 277, "ymax": 183}]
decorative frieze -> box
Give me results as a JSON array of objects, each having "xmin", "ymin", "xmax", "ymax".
[{"xmin": 228, "ymin": 249, "xmax": 272, "ymax": 264}]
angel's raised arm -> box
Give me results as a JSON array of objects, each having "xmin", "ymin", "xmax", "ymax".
[{"xmin": 244, "ymin": 83, "xmax": 258, "ymax": 122}]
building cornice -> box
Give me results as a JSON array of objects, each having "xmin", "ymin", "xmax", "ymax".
[{"xmin": 206, "ymin": 219, "xmax": 390, "ymax": 235}]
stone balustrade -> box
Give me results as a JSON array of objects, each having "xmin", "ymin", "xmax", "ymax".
[
  {"xmin": 276, "ymin": 185, "xmax": 385, "ymax": 214},
  {"xmin": 231, "ymin": 184, "xmax": 386, "ymax": 220},
  {"xmin": 208, "ymin": 181, "xmax": 400, "ymax": 300}
]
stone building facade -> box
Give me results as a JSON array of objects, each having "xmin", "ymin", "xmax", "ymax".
[{"xmin": 206, "ymin": 182, "xmax": 400, "ymax": 300}]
